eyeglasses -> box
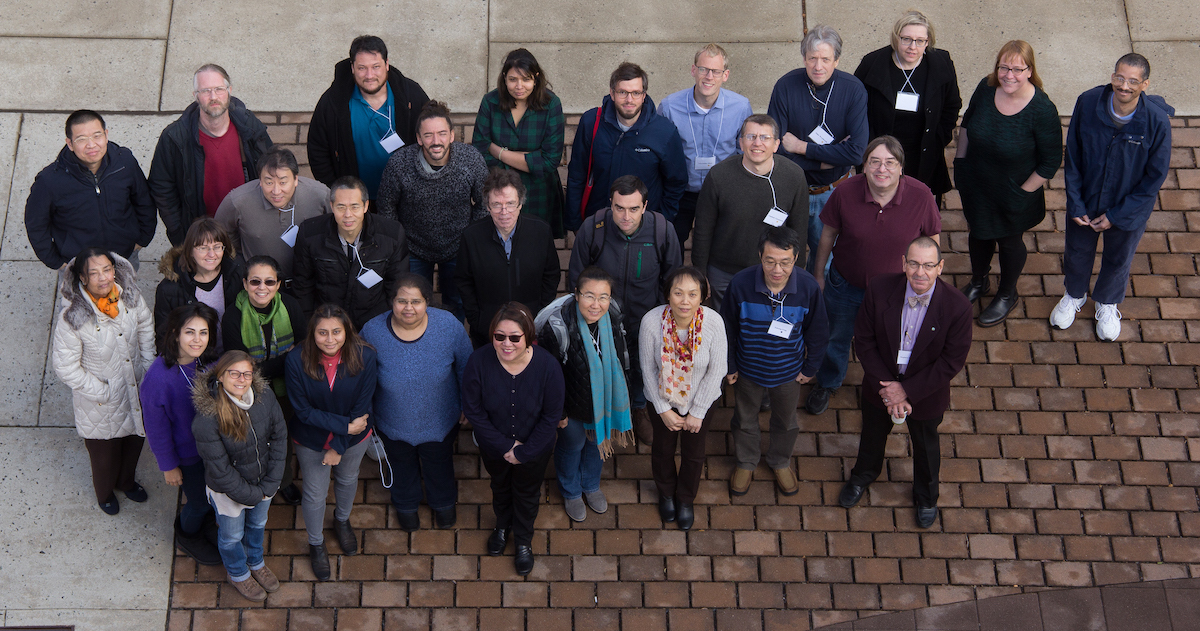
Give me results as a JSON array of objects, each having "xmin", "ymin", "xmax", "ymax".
[
  {"xmin": 71, "ymin": 131, "xmax": 106, "ymax": 145},
  {"xmin": 247, "ymin": 278, "xmax": 278, "ymax": 287},
  {"xmin": 996, "ymin": 65, "xmax": 1029, "ymax": 76},
  {"xmin": 899, "ymin": 36, "xmax": 929, "ymax": 47},
  {"xmin": 741, "ymin": 133, "xmax": 776, "ymax": 143},
  {"xmin": 194, "ymin": 86, "xmax": 229, "ymax": 97},
  {"xmin": 225, "ymin": 369, "xmax": 254, "ymax": 381},
  {"xmin": 493, "ymin": 332, "xmax": 524, "ymax": 343},
  {"xmin": 867, "ymin": 158, "xmax": 901, "ymax": 171},
  {"xmin": 1112, "ymin": 74, "xmax": 1145, "ymax": 87},
  {"xmin": 613, "ymin": 90, "xmax": 646, "ymax": 100},
  {"xmin": 904, "ymin": 260, "xmax": 942, "ymax": 272},
  {"xmin": 694, "ymin": 66, "xmax": 726, "ymax": 78},
  {"xmin": 194, "ymin": 244, "xmax": 225, "ymax": 254},
  {"xmin": 579, "ymin": 292, "xmax": 612, "ymax": 304},
  {"xmin": 488, "ymin": 201, "xmax": 520, "ymax": 212},
  {"xmin": 762, "ymin": 259, "xmax": 795, "ymax": 271}
]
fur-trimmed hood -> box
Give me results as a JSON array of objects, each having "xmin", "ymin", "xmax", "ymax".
[
  {"xmin": 191, "ymin": 363, "xmax": 270, "ymax": 419},
  {"xmin": 157, "ymin": 245, "xmax": 185, "ymax": 283},
  {"xmin": 58, "ymin": 252, "xmax": 143, "ymax": 331}
]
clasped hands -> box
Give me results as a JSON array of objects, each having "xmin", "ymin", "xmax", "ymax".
[{"xmin": 879, "ymin": 380, "xmax": 912, "ymax": 418}]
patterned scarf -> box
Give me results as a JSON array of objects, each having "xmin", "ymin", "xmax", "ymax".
[
  {"xmin": 86, "ymin": 284, "xmax": 121, "ymax": 319},
  {"xmin": 660, "ymin": 306, "xmax": 704, "ymax": 411}
]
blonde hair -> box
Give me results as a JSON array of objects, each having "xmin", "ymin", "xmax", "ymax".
[
  {"xmin": 890, "ymin": 11, "xmax": 936, "ymax": 51},
  {"xmin": 693, "ymin": 43, "xmax": 730, "ymax": 70},
  {"xmin": 987, "ymin": 40, "xmax": 1044, "ymax": 90}
]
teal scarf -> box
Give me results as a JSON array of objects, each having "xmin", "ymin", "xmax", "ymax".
[{"xmin": 577, "ymin": 306, "xmax": 632, "ymax": 458}]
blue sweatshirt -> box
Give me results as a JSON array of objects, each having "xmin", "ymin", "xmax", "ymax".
[
  {"xmin": 140, "ymin": 356, "xmax": 202, "ymax": 472},
  {"xmin": 767, "ymin": 68, "xmax": 870, "ymax": 186},
  {"xmin": 721, "ymin": 265, "xmax": 829, "ymax": 387}
]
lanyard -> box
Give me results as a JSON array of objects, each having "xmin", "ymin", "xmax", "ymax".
[
  {"xmin": 686, "ymin": 92, "xmax": 725, "ymax": 156},
  {"xmin": 808, "ymin": 80, "xmax": 836, "ymax": 132},
  {"xmin": 369, "ymin": 101, "xmax": 396, "ymax": 138},
  {"xmin": 765, "ymin": 291, "xmax": 793, "ymax": 324},
  {"xmin": 180, "ymin": 365, "xmax": 195, "ymax": 389},
  {"xmin": 894, "ymin": 54, "xmax": 919, "ymax": 94},
  {"xmin": 742, "ymin": 162, "xmax": 779, "ymax": 210},
  {"xmin": 280, "ymin": 203, "xmax": 295, "ymax": 229}
]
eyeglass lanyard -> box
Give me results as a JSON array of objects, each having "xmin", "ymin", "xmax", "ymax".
[
  {"xmin": 808, "ymin": 80, "xmax": 836, "ymax": 134},
  {"xmin": 686, "ymin": 92, "xmax": 724, "ymax": 158},
  {"xmin": 742, "ymin": 162, "xmax": 779, "ymax": 210}
]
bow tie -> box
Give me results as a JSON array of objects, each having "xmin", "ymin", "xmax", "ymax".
[{"xmin": 908, "ymin": 294, "xmax": 930, "ymax": 308}]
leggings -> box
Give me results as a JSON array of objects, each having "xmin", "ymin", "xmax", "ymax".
[{"xmin": 968, "ymin": 233, "xmax": 1027, "ymax": 295}]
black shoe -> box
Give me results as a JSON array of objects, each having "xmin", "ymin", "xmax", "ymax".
[
  {"xmin": 434, "ymin": 506, "xmax": 457, "ymax": 529},
  {"xmin": 961, "ymin": 277, "xmax": 990, "ymax": 304},
  {"xmin": 916, "ymin": 505, "xmax": 939, "ymax": 529},
  {"xmin": 978, "ymin": 291, "xmax": 1019, "ymax": 327},
  {"xmin": 123, "ymin": 482, "xmax": 148, "ymax": 503},
  {"xmin": 676, "ymin": 503, "xmax": 695, "ymax": 531},
  {"xmin": 487, "ymin": 528, "xmax": 510, "ymax": 556},
  {"xmin": 658, "ymin": 496, "xmax": 676, "ymax": 523},
  {"xmin": 806, "ymin": 386, "xmax": 832, "ymax": 415},
  {"xmin": 397, "ymin": 510, "xmax": 420, "ymax": 533},
  {"xmin": 514, "ymin": 545, "xmax": 535, "ymax": 576},
  {"xmin": 175, "ymin": 517, "xmax": 222, "ymax": 566},
  {"xmin": 334, "ymin": 519, "xmax": 358, "ymax": 556},
  {"xmin": 278, "ymin": 483, "xmax": 302, "ymax": 506},
  {"xmin": 201, "ymin": 511, "xmax": 219, "ymax": 548},
  {"xmin": 99, "ymin": 493, "xmax": 119, "ymax": 515},
  {"xmin": 838, "ymin": 482, "xmax": 866, "ymax": 508},
  {"xmin": 309, "ymin": 543, "xmax": 331, "ymax": 581}
]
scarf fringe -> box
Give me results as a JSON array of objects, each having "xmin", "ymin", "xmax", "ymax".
[{"xmin": 588, "ymin": 428, "xmax": 634, "ymax": 461}]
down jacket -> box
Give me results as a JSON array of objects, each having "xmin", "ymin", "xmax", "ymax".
[
  {"xmin": 51, "ymin": 253, "xmax": 155, "ymax": 440},
  {"xmin": 191, "ymin": 370, "xmax": 288, "ymax": 507},
  {"xmin": 535, "ymin": 295, "xmax": 631, "ymax": 423}
]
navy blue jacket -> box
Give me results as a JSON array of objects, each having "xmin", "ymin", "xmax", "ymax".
[
  {"xmin": 1065, "ymin": 84, "xmax": 1173, "ymax": 231},
  {"xmin": 284, "ymin": 345, "xmax": 377, "ymax": 455},
  {"xmin": 767, "ymin": 68, "xmax": 870, "ymax": 186},
  {"xmin": 25, "ymin": 143, "xmax": 156, "ymax": 269},
  {"xmin": 565, "ymin": 95, "xmax": 688, "ymax": 230}
]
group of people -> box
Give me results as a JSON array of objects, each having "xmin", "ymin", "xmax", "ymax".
[{"xmin": 31, "ymin": 9, "xmax": 1174, "ymax": 598}]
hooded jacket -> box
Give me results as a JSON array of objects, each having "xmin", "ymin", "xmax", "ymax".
[
  {"xmin": 535, "ymin": 295, "xmax": 631, "ymax": 423},
  {"xmin": 1064, "ymin": 84, "xmax": 1174, "ymax": 231},
  {"xmin": 565, "ymin": 95, "xmax": 688, "ymax": 230},
  {"xmin": 51, "ymin": 253, "xmax": 155, "ymax": 440},
  {"xmin": 148, "ymin": 98, "xmax": 273, "ymax": 246},
  {"xmin": 25, "ymin": 143, "xmax": 157, "ymax": 269},
  {"xmin": 191, "ymin": 369, "xmax": 288, "ymax": 507},
  {"xmin": 153, "ymin": 246, "xmax": 245, "ymax": 340},
  {"xmin": 306, "ymin": 59, "xmax": 430, "ymax": 187}
]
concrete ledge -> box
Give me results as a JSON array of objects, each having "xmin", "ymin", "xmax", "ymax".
[
  {"xmin": 0, "ymin": 38, "xmax": 165, "ymax": 111},
  {"xmin": 0, "ymin": 0, "xmax": 170, "ymax": 38}
]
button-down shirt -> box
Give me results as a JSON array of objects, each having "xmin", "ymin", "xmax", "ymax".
[
  {"xmin": 496, "ymin": 222, "xmax": 517, "ymax": 260},
  {"xmin": 898, "ymin": 281, "xmax": 934, "ymax": 374},
  {"xmin": 659, "ymin": 87, "xmax": 753, "ymax": 192}
]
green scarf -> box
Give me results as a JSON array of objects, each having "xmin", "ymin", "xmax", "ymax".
[
  {"xmin": 577, "ymin": 306, "xmax": 632, "ymax": 459},
  {"xmin": 235, "ymin": 291, "xmax": 294, "ymax": 395}
]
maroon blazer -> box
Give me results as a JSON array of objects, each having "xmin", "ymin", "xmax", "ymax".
[{"xmin": 853, "ymin": 273, "xmax": 973, "ymax": 419}]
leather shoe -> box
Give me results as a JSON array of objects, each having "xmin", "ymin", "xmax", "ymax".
[
  {"xmin": 730, "ymin": 468, "xmax": 753, "ymax": 496},
  {"xmin": 175, "ymin": 516, "xmax": 222, "ymax": 566},
  {"xmin": 333, "ymin": 519, "xmax": 358, "ymax": 556},
  {"xmin": 99, "ymin": 493, "xmax": 119, "ymax": 515},
  {"xmin": 514, "ymin": 545, "xmax": 535, "ymax": 576},
  {"xmin": 916, "ymin": 505, "xmax": 939, "ymax": 529},
  {"xmin": 658, "ymin": 495, "xmax": 676, "ymax": 523},
  {"xmin": 434, "ymin": 506, "xmax": 457, "ymax": 529},
  {"xmin": 961, "ymin": 277, "xmax": 990, "ymax": 304},
  {"xmin": 978, "ymin": 291, "xmax": 1019, "ymax": 327},
  {"xmin": 838, "ymin": 482, "xmax": 866, "ymax": 508},
  {"xmin": 487, "ymin": 528, "xmax": 510, "ymax": 556},
  {"xmin": 676, "ymin": 502, "xmax": 695, "ymax": 531},
  {"xmin": 806, "ymin": 386, "xmax": 832, "ymax": 415},
  {"xmin": 632, "ymin": 406, "xmax": 654, "ymax": 446},
  {"xmin": 123, "ymin": 482, "xmax": 148, "ymax": 503},
  {"xmin": 397, "ymin": 510, "xmax": 420, "ymax": 532},
  {"xmin": 278, "ymin": 483, "xmax": 302, "ymax": 506},
  {"xmin": 309, "ymin": 543, "xmax": 331, "ymax": 581}
]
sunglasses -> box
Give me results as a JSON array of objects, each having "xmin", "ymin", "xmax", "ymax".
[
  {"xmin": 493, "ymin": 333, "xmax": 524, "ymax": 343},
  {"xmin": 247, "ymin": 278, "xmax": 279, "ymax": 287}
]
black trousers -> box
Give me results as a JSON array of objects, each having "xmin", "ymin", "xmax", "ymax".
[
  {"xmin": 651, "ymin": 408, "xmax": 709, "ymax": 504},
  {"xmin": 848, "ymin": 402, "xmax": 944, "ymax": 507},
  {"xmin": 83, "ymin": 435, "xmax": 144, "ymax": 503},
  {"xmin": 481, "ymin": 448, "xmax": 552, "ymax": 547},
  {"xmin": 673, "ymin": 190, "xmax": 700, "ymax": 247}
]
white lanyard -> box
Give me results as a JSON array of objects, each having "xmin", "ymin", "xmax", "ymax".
[
  {"xmin": 894, "ymin": 54, "xmax": 919, "ymax": 94},
  {"xmin": 766, "ymin": 292, "xmax": 792, "ymax": 324},
  {"xmin": 348, "ymin": 241, "xmax": 367, "ymax": 276},
  {"xmin": 369, "ymin": 102, "xmax": 396, "ymax": 138},
  {"xmin": 743, "ymin": 163, "xmax": 780, "ymax": 210},
  {"xmin": 280, "ymin": 204, "xmax": 295, "ymax": 229},
  {"xmin": 180, "ymin": 365, "xmax": 195, "ymax": 389},
  {"xmin": 686, "ymin": 93, "xmax": 725, "ymax": 157},
  {"xmin": 808, "ymin": 80, "xmax": 836, "ymax": 133}
]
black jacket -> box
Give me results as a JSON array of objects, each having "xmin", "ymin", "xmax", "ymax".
[
  {"xmin": 854, "ymin": 46, "xmax": 962, "ymax": 196},
  {"xmin": 455, "ymin": 215, "xmax": 561, "ymax": 347},
  {"xmin": 306, "ymin": 59, "xmax": 430, "ymax": 187},
  {"xmin": 191, "ymin": 372, "xmax": 288, "ymax": 507},
  {"xmin": 148, "ymin": 99, "xmax": 273, "ymax": 245},
  {"xmin": 25, "ymin": 143, "xmax": 157, "ymax": 269},
  {"xmin": 536, "ymin": 296, "xmax": 630, "ymax": 423},
  {"xmin": 291, "ymin": 213, "xmax": 409, "ymax": 331},
  {"xmin": 222, "ymin": 291, "xmax": 308, "ymax": 382},
  {"xmin": 154, "ymin": 247, "xmax": 246, "ymax": 342}
]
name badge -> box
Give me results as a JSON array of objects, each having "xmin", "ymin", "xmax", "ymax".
[
  {"xmin": 695, "ymin": 156, "xmax": 717, "ymax": 171},
  {"xmin": 768, "ymin": 319, "xmax": 793, "ymax": 338},
  {"xmin": 897, "ymin": 350, "xmax": 912, "ymax": 365},
  {"xmin": 380, "ymin": 131, "xmax": 404, "ymax": 153},
  {"xmin": 280, "ymin": 224, "xmax": 298, "ymax": 247},
  {"xmin": 808, "ymin": 125, "xmax": 835, "ymax": 145},
  {"xmin": 763, "ymin": 207, "xmax": 788, "ymax": 227},
  {"xmin": 357, "ymin": 268, "xmax": 384, "ymax": 288},
  {"xmin": 895, "ymin": 91, "xmax": 920, "ymax": 112}
]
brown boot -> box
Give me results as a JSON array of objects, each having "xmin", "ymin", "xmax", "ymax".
[
  {"xmin": 632, "ymin": 406, "xmax": 655, "ymax": 446},
  {"xmin": 228, "ymin": 573, "xmax": 267, "ymax": 602}
]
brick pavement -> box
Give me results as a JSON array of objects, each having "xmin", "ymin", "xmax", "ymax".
[{"xmin": 166, "ymin": 114, "xmax": 1200, "ymax": 631}]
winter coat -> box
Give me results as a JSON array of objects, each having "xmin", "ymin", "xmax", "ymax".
[
  {"xmin": 535, "ymin": 295, "xmax": 630, "ymax": 423},
  {"xmin": 191, "ymin": 370, "xmax": 288, "ymax": 507},
  {"xmin": 154, "ymin": 246, "xmax": 245, "ymax": 341},
  {"xmin": 148, "ymin": 99, "xmax": 273, "ymax": 246},
  {"xmin": 25, "ymin": 143, "xmax": 157, "ymax": 269},
  {"xmin": 51, "ymin": 253, "xmax": 155, "ymax": 440}
]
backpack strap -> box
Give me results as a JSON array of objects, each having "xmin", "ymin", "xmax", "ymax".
[{"xmin": 589, "ymin": 207, "xmax": 609, "ymax": 262}]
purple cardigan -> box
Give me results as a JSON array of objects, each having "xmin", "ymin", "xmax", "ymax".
[{"xmin": 140, "ymin": 356, "xmax": 202, "ymax": 471}]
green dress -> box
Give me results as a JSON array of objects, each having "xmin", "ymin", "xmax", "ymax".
[
  {"xmin": 472, "ymin": 90, "xmax": 566, "ymax": 237},
  {"xmin": 955, "ymin": 77, "xmax": 1062, "ymax": 240}
]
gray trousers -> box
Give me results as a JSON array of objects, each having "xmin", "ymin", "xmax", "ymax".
[
  {"xmin": 296, "ymin": 437, "xmax": 370, "ymax": 546},
  {"xmin": 730, "ymin": 376, "xmax": 802, "ymax": 470}
]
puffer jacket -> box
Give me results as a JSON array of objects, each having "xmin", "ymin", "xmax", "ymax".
[
  {"xmin": 153, "ymin": 245, "xmax": 245, "ymax": 341},
  {"xmin": 51, "ymin": 253, "xmax": 155, "ymax": 439},
  {"xmin": 535, "ymin": 295, "xmax": 630, "ymax": 423},
  {"xmin": 191, "ymin": 369, "xmax": 288, "ymax": 507}
]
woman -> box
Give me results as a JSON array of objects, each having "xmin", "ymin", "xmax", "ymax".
[
  {"xmin": 955, "ymin": 40, "xmax": 1063, "ymax": 326},
  {"xmin": 853, "ymin": 10, "xmax": 962, "ymax": 207},
  {"xmin": 52, "ymin": 248, "xmax": 155, "ymax": 515},
  {"xmin": 155, "ymin": 218, "xmax": 244, "ymax": 345},
  {"xmin": 472, "ymin": 48, "xmax": 566, "ymax": 236},
  {"xmin": 640, "ymin": 266, "xmax": 727, "ymax": 531},
  {"xmin": 536, "ymin": 266, "xmax": 632, "ymax": 523},
  {"xmin": 361, "ymin": 274, "xmax": 472, "ymax": 532},
  {"xmin": 141, "ymin": 303, "xmax": 222, "ymax": 564},
  {"xmin": 462, "ymin": 303, "xmax": 564, "ymax": 576},
  {"xmin": 192, "ymin": 351, "xmax": 287, "ymax": 602},
  {"xmin": 285, "ymin": 305, "xmax": 377, "ymax": 581}
]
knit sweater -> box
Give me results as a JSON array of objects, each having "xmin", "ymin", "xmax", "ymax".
[
  {"xmin": 639, "ymin": 305, "xmax": 728, "ymax": 419},
  {"xmin": 140, "ymin": 356, "xmax": 202, "ymax": 472},
  {"xmin": 360, "ymin": 308, "xmax": 473, "ymax": 445},
  {"xmin": 374, "ymin": 142, "xmax": 488, "ymax": 262},
  {"xmin": 721, "ymin": 265, "xmax": 829, "ymax": 387}
]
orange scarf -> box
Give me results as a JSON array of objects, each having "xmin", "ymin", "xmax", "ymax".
[{"xmin": 86, "ymin": 285, "xmax": 121, "ymax": 319}]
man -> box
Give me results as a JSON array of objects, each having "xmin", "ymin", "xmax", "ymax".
[
  {"xmin": 1052, "ymin": 53, "xmax": 1173, "ymax": 341},
  {"xmin": 568, "ymin": 175, "xmax": 683, "ymax": 444},
  {"xmin": 376, "ymin": 101, "xmax": 487, "ymax": 322},
  {"xmin": 767, "ymin": 25, "xmax": 869, "ymax": 271},
  {"xmin": 149, "ymin": 64, "xmax": 273, "ymax": 246},
  {"xmin": 692, "ymin": 114, "xmax": 809, "ymax": 307},
  {"xmin": 722, "ymin": 226, "xmax": 828, "ymax": 497},
  {"xmin": 806, "ymin": 136, "xmax": 941, "ymax": 416},
  {"xmin": 565, "ymin": 62, "xmax": 688, "ymax": 235},
  {"xmin": 838, "ymin": 237, "xmax": 972, "ymax": 529},
  {"xmin": 307, "ymin": 35, "xmax": 430, "ymax": 199},
  {"xmin": 456, "ymin": 169, "xmax": 561, "ymax": 348},
  {"xmin": 292, "ymin": 176, "xmax": 408, "ymax": 330},
  {"xmin": 26, "ymin": 110, "xmax": 156, "ymax": 270},
  {"xmin": 659, "ymin": 44, "xmax": 753, "ymax": 246},
  {"xmin": 215, "ymin": 147, "xmax": 330, "ymax": 282}
]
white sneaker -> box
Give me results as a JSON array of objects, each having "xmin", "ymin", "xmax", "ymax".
[
  {"xmin": 1095, "ymin": 303, "xmax": 1122, "ymax": 341},
  {"xmin": 1049, "ymin": 294, "xmax": 1086, "ymax": 329}
]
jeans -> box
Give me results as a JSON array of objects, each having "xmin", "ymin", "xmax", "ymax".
[
  {"xmin": 211, "ymin": 496, "xmax": 272, "ymax": 581},
  {"xmin": 555, "ymin": 418, "xmax": 602, "ymax": 500},
  {"xmin": 178, "ymin": 461, "xmax": 212, "ymax": 535},
  {"xmin": 806, "ymin": 189, "xmax": 834, "ymax": 273},
  {"xmin": 378, "ymin": 425, "xmax": 459, "ymax": 514},
  {"xmin": 411, "ymin": 256, "xmax": 464, "ymax": 321},
  {"xmin": 295, "ymin": 437, "xmax": 371, "ymax": 546},
  {"xmin": 816, "ymin": 264, "xmax": 866, "ymax": 391},
  {"xmin": 730, "ymin": 376, "xmax": 802, "ymax": 470},
  {"xmin": 1063, "ymin": 218, "xmax": 1147, "ymax": 304}
]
